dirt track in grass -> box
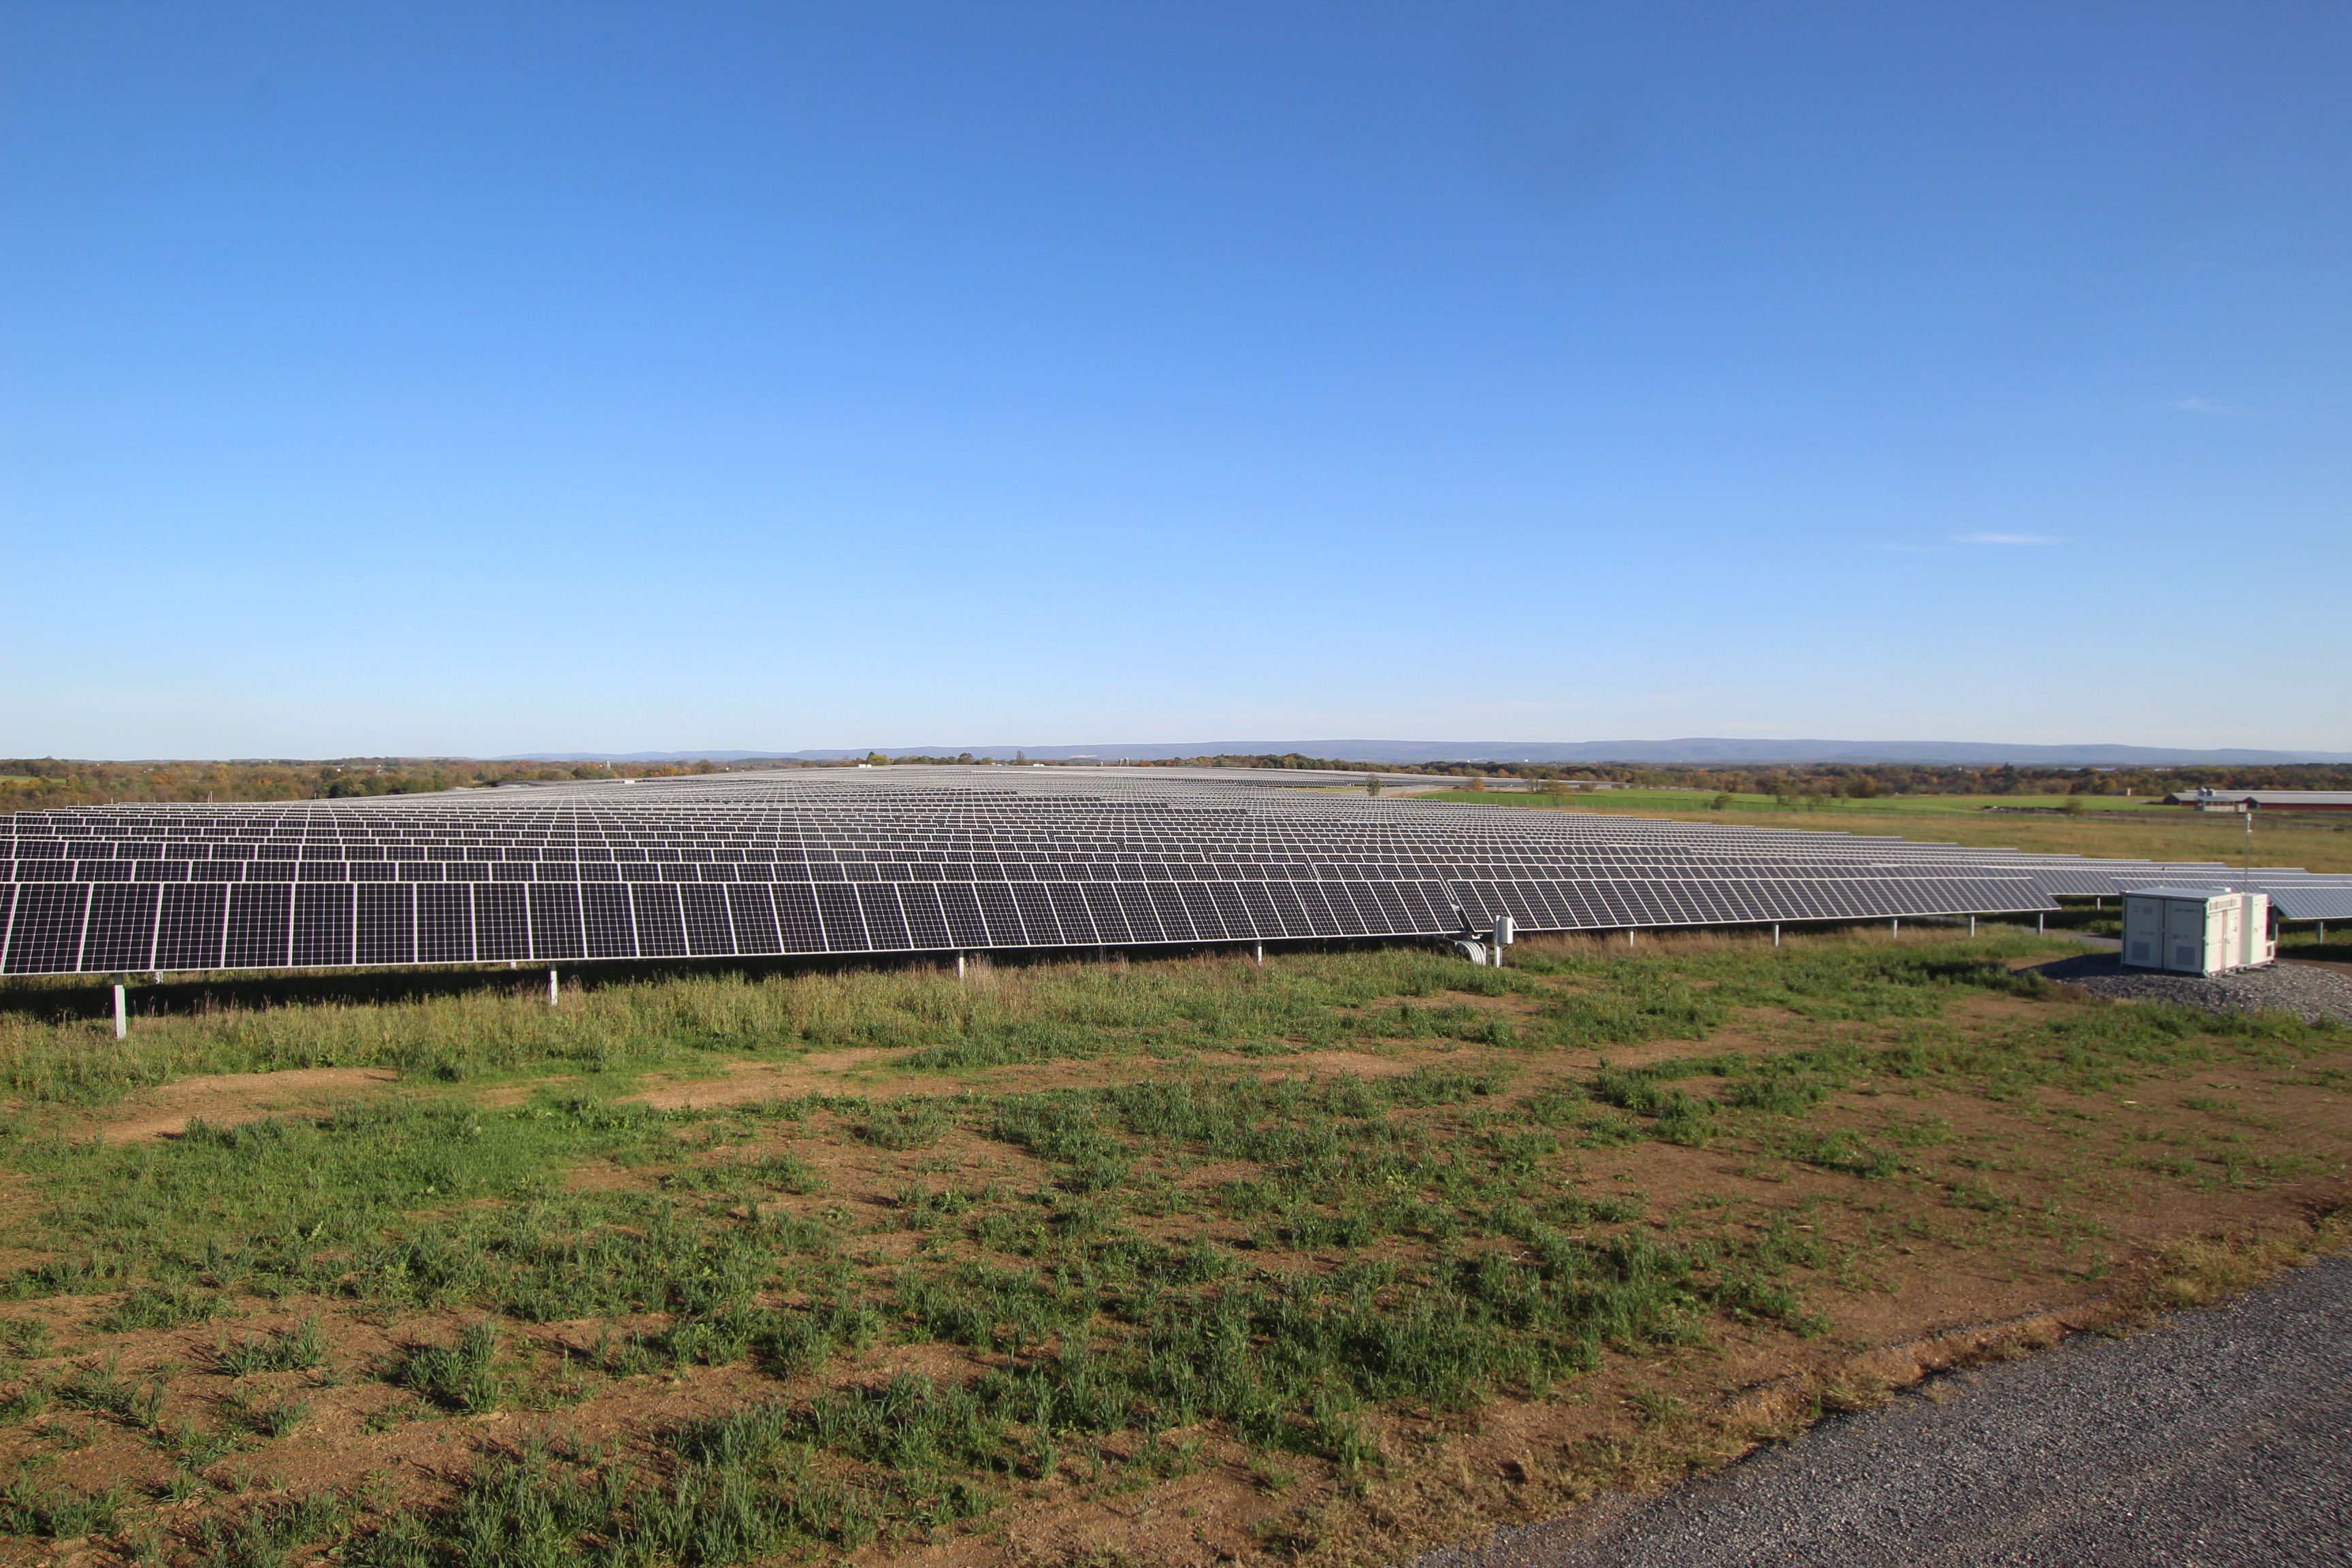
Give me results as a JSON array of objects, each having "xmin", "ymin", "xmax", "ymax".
[{"xmin": 88, "ymin": 1066, "xmax": 402, "ymax": 1143}]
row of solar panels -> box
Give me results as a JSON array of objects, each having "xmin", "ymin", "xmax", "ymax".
[
  {"xmin": 1, "ymin": 768, "xmax": 2340, "ymax": 975},
  {"xmin": 4, "ymin": 847, "xmax": 2340, "ymax": 916},
  {"xmin": 0, "ymin": 852, "xmax": 2074, "ymax": 884},
  {"xmin": 0, "ymin": 872, "xmax": 2051, "ymax": 975}
]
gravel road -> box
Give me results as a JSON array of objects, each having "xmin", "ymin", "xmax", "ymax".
[
  {"xmin": 2027, "ymin": 951, "xmax": 2352, "ymax": 1026},
  {"xmin": 1416, "ymin": 1252, "xmax": 2352, "ymax": 1568}
]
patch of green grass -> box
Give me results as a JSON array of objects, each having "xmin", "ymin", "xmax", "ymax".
[
  {"xmin": 0, "ymin": 1477, "xmax": 123, "ymax": 1537},
  {"xmin": 1659, "ymin": 992, "xmax": 2338, "ymax": 1102},
  {"xmin": 56, "ymin": 1353, "xmax": 167, "ymax": 1426},
  {"xmin": 0, "ymin": 1379, "xmax": 51, "ymax": 1424},
  {"xmin": 103, "ymin": 1284, "xmax": 229, "ymax": 1333},
  {"xmin": 55, "ymin": 1363, "xmax": 164, "ymax": 1439},
  {"xmin": 394, "ymin": 1318, "xmax": 502, "ymax": 1411},
  {"xmin": 3, "ymin": 1096, "xmax": 679, "ymax": 1301},
  {"xmin": 858, "ymin": 1098, "xmax": 953, "ymax": 1149},
  {"xmin": 1771, "ymin": 1129, "xmax": 1903, "ymax": 1180},
  {"xmin": 0, "ymin": 1316, "xmax": 52, "ymax": 1359},
  {"xmin": 230, "ymin": 1387, "xmax": 314, "ymax": 1438},
  {"xmin": 191, "ymin": 1487, "xmax": 351, "ymax": 1568},
  {"xmin": 214, "ymin": 1316, "xmax": 325, "ymax": 1375},
  {"xmin": 355, "ymin": 1423, "xmax": 894, "ymax": 1568}
]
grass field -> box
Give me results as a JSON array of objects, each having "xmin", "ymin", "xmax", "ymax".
[
  {"xmin": 0, "ymin": 932, "xmax": 2345, "ymax": 1568},
  {"xmin": 1402, "ymin": 791, "xmax": 2352, "ymax": 878},
  {"xmin": 1408, "ymin": 789, "xmax": 2185, "ymax": 815}
]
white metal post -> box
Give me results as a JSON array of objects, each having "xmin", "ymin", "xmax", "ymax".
[
  {"xmin": 1772, "ymin": 923, "xmax": 1780, "ymax": 947},
  {"xmin": 2037, "ymin": 913, "xmax": 2045, "ymax": 934},
  {"xmin": 548, "ymin": 968, "xmax": 559, "ymax": 1007},
  {"xmin": 113, "ymin": 983, "xmax": 127, "ymax": 1041},
  {"xmin": 1627, "ymin": 928, "xmax": 1636, "ymax": 949},
  {"xmin": 1970, "ymin": 915, "xmax": 1978, "ymax": 936},
  {"xmin": 956, "ymin": 951, "xmax": 966, "ymax": 979},
  {"xmin": 1253, "ymin": 943, "xmax": 1264, "ymax": 966},
  {"xmin": 1891, "ymin": 917, "xmax": 1899, "ymax": 936}
]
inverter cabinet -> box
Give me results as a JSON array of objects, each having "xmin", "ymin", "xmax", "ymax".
[{"xmin": 2121, "ymin": 888, "xmax": 2274, "ymax": 976}]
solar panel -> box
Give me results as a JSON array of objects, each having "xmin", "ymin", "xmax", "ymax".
[{"xmin": 1, "ymin": 763, "xmax": 2236, "ymax": 977}]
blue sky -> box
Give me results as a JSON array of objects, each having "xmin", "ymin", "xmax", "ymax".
[{"xmin": 4, "ymin": 1, "xmax": 2346, "ymax": 759}]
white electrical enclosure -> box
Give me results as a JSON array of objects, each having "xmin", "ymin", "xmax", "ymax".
[{"xmin": 2121, "ymin": 887, "xmax": 2275, "ymax": 976}]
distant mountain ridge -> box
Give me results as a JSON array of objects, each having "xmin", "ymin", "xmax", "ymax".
[{"xmin": 496, "ymin": 738, "xmax": 2352, "ymax": 766}]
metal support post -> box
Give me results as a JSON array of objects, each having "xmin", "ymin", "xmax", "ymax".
[
  {"xmin": 2037, "ymin": 912, "xmax": 2045, "ymax": 934},
  {"xmin": 1771, "ymin": 924, "xmax": 1780, "ymax": 947},
  {"xmin": 1253, "ymin": 943, "xmax": 1264, "ymax": 966},
  {"xmin": 956, "ymin": 951, "xmax": 966, "ymax": 979},
  {"xmin": 1970, "ymin": 915, "xmax": 1978, "ymax": 937},
  {"xmin": 1627, "ymin": 928, "xmax": 1637, "ymax": 949},
  {"xmin": 114, "ymin": 983, "xmax": 127, "ymax": 1041},
  {"xmin": 548, "ymin": 968, "xmax": 560, "ymax": 1007},
  {"xmin": 1891, "ymin": 917, "xmax": 1899, "ymax": 937}
]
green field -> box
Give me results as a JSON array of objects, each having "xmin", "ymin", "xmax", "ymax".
[
  {"xmin": 1413, "ymin": 787, "xmax": 2178, "ymax": 815},
  {"xmin": 0, "ymin": 930, "xmax": 2345, "ymax": 1568},
  {"xmin": 1399, "ymin": 791, "xmax": 2352, "ymax": 879}
]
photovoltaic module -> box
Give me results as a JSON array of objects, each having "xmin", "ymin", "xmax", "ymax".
[{"xmin": 3, "ymin": 767, "xmax": 2345, "ymax": 977}]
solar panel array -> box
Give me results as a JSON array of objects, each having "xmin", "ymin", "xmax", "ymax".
[{"xmin": 1, "ymin": 767, "xmax": 2341, "ymax": 976}]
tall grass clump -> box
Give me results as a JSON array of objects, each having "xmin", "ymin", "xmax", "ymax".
[{"xmin": 0, "ymin": 946, "xmax": 1544, "ymax": 1103}]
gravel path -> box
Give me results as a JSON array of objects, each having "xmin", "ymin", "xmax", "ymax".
[
  {"xmin": 1415, "ymin": 1253, "xmax": 2352, "ymax": 1568},
  {"xmin": 2027, "ymin": 951, "xmax": 2352, "ymax": 1026}
]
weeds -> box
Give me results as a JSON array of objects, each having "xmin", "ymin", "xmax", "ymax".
[
  {"xmin": 103, "ymin": 1286, "xmax": 228, "ymax": 1333},
  {"xmin": 214, "ymin": 1318, "xmax": 325, "ymax": 1376},
  {"xmin": 0, "ymin": 1317, "xmax": 52, "ymax": 1359},
  {"xmin": 229, "ymin": 1387, "xmax": 313, "ymax": 1438},
  {"xmin": 57, "ymin": 1354, "xmax": 166, "ymax": 1426},
  {"xmin": 394, "ymin": 1320, "xmax": 502, "ymax": 1412},
  {"xmin": 0, "ymin": 1372, "xmax": 54, "ymax": 1425},
  {"xmin": 858, "ymin": 1098, "xmax": 954, "ymax": 1150},
  {"xmin": 0, "ymin": 1478, "xmax": 122, "ymax": 1537}
]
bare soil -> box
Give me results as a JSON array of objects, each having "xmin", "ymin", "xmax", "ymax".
[{"xmin": 84, "ymin": 1066, "xmax": 402, "ymax": 1143}]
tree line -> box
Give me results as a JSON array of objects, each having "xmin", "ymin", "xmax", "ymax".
[
  {"xmin": 7, "ymin": 751, "xmax": 2346, "ymax": 815},
  {"xmin": 0, "ymin": 757, "xmax": 726, "ymax": 813}
]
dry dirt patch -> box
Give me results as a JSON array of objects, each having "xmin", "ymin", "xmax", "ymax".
[{"xmin": 82, "ymin": 1066, "xmax": 401, "ymax": 1144}]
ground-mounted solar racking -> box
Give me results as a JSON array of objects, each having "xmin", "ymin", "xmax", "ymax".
[{"xmin": 3, "ymin": 767, "xmax": 2345, "ymax": 976}]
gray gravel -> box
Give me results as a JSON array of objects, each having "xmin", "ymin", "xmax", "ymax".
[
  {"xmin": 2027, "ymin": 951, "xmax": 2352, "ymax": 1026},
  {"xmin": 1415, "ymin": 1252, "xmax": 2352, "ymax": 1568}
]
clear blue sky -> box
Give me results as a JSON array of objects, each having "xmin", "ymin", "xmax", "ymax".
[{"xmin": 5, "ymin": 2, "xmax": 2346, "ymax": 760}]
